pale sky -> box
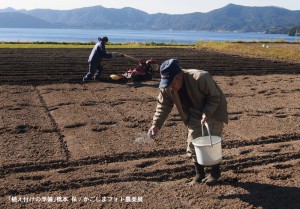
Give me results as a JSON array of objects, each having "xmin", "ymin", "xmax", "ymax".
[{"xmin": 0, "ymin": 0, "xmax": 299, "ymax": 14}]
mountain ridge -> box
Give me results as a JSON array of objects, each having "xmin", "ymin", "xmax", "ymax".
[{"xmin": 0, "ymin": 4, "xmax": 300, "ymax": 32}]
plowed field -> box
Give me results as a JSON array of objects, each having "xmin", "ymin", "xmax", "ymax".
[{"xmin": 0, "ymin": 47, "xmax": 299, "ymax": 209}]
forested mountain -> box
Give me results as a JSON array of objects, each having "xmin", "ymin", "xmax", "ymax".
[{"xmin": 1, "ymin": 4, "xmax": 300, "ymax": 32}]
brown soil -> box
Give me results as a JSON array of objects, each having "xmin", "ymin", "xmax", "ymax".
[{"xmin": 0, "ymin": 47, "xmax": 299, "ymax": 209}]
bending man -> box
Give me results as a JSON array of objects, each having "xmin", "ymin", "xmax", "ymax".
[{"xmin": 148, "ymin": 59, "xmax": 228, "ymax": 185}]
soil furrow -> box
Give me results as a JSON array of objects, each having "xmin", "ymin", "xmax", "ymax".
[
  {"xmin": 1, "ymin": 46, "xmax": 299, "ymax": 209},
  {"xmin": 1, "ymin": 48, "xmax": 300, "ymax": 85},
  {"xmin": 1, "ymin": 151, "xmax": 299, "ymax": 196},
  {"xmin": 35, "ymin": 87, "xmax": 70, "ymax": 161},
  {"xmin": 1, "ymin": 132, "xmax": 299, "ymax": 175}
]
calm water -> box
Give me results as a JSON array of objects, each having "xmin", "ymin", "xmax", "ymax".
[{"xmin": 0, "ymin": 28, "xmax": 299, "ymax": 43}]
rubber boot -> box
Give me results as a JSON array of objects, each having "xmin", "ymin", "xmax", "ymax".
[
  {"xmin": 189, "ymin": 162, "xmax": 205, "ymax": 185},
  {"xmin": 202, "ymin": 164, "xmax": 221, "ymax": 185}
]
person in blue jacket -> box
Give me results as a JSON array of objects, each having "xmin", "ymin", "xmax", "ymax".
[{"xmin": 83, "ymin": 36, "xmax": 121, "ymax": 81}]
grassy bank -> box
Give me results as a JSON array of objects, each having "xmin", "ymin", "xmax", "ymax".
[
  {"xmin": 0, "ymin": 41, "xmax": 191, "ymax": 49},
  {"xmin": 1, "ymin": 41, "xmax": 300, "ymax": 63},
  {"xmin": 196, "ymin": 41, "xmax": 300, "ymax": 63}
]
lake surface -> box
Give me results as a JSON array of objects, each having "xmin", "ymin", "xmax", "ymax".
[{"xmin": 0, "ymin": 28, "xmax": 299, "ymax": 43}]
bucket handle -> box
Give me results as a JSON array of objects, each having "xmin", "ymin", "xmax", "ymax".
[{"xmin": 201, "ymin": 122, "xmax": 213, "ymax": 146}]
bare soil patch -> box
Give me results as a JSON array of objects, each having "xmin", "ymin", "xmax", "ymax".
[{"xmin": 0, "ymin": 48, "xmax": 299, "ymax": 209}]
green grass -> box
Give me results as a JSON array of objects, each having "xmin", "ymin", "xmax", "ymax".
[
  {"xmin": 0, "ymin": 41, "xmax": 95, "ymax": 48},
  {"xmin": 195, "ymin": 41, "xmax": 300, "ymax": 63},
  {"xmin": 0, "ymin": 41, "xmax": 192, "ymax": 48},
  {"xmin": 1, "ymin": 40, "xmax": 300, "ymax": 63}
]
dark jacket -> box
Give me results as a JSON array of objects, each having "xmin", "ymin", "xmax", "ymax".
[{"xmin": 88, "ymin": 41, "xmax": 112, "ymax": 64}]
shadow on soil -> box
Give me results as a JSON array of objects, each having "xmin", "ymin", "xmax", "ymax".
[
  {"xmin": 221, "ymin": 182, "xmax": 300, "ymax": 209},
  {"xmin": 126, "ymin": 81, "xmax": 159, "ymax": 88}
]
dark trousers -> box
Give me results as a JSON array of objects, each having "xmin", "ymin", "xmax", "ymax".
[{"xmin": 84, "ymin": 62, "xmax": 104, "ymax": 80}]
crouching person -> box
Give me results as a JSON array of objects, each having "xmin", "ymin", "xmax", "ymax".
[{"xmin": 148, "ymin": 59, "xmax": 228, "ymax": 185}]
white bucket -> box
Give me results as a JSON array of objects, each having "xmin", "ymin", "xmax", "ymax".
[{"xmin": 192, "ymin": 122, "xmax": 222, "ymax": 166}]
